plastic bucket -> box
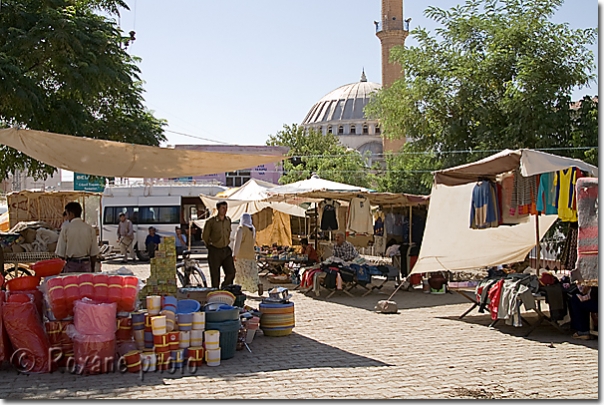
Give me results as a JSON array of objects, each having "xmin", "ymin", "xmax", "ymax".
[
  {"xmin": 162, "ymin": 296, "xmax": 177, "ymax": 313},
  {"xmin": 204, "ymin": 330, "xmax": 220, "ymax": 347},
  {"xmin": 153, "ymin": 334, "xmax": 170, "ymax": 353},
  {"xmin": 160, "ymin": 310, "xmax": 176, "ymax": 332},
  {"xmin": 108, "ymin": 275, "xmax": 123, "ymax": 305},
  {"xmin": 121, "ymin": 276, "xmax": 138, "ymax": 312},
  {"xmin": 146, "ymin": 295, "xmax": 161, "ymax": 315},
  {"xmin": 46, "ymin": 277, "xmax": 68, "ymax": 320},
  {"xmin": 93, "ymin": 273, "xmax": 109, "ymax": 302},
  {"xmin": 124, "ymin": 350, "xmax": 142, "ymax": 373},
  {"xmin": 62, "ymin": 275, "xmax": 80, "ymax": 314},
  {"xmin": 144, "ymin": 331, "xmax": 154, "ymax": 349},
  {"xmin": 187, "ymin": 346, "xmax": 204, "ymax": 367},
  {"xmin": 176, "ymin": 299, "xmax": 201, "ymax": 314},
  {"xmin": 205, "ymin": 348, "xmax": 221, "ymax": 366},
  {"xmin": 177, "ymin": 313, "xmax": 193, "ymax": 331},
  {"xmin": 168, "ymin": 331, "xmax": 180, "ymax": 351},
  {"xmin": 170, "ymin": 349, "xmax": 184, "ymax": 369},
  {"xmin": 179, "ymin": 331, "xmax": 190, "ymax": 348},
  {"xmin": 245, "ymin": 328, "xmax": 256, "ymax": 344},
  {"xmin": 131, "ymin": 311, "xmax": 146, "ymax": 330},
  {"xmin": 156, "ymin": 352, "xmax": 170, "ymax": 370},
  {"xmin": 192, "ymin": 312, "xmax": 205, "ymax": 330},
  {"xmin": 78, "ymin": 273, "xmax": 94, "ymax": 300},
  {"xmin": 205, "ymin": 320, "xmax": 241, "ymax": 360},
  {"xmin": 141, "ymin": 351, "xmax": 156, "ymax": 372},
  {"xmin": 190, "ymin": 329, "xmax": 203, "ymax": 347},
  {"xmin": 116, "ymin": 317, "xmax": 132, "ymax": 341},
  {"xmin": 151, "ymin": 315, "xmax": 167, "ymax": 336},
  {"xmin": 133, "ymin": 329, "xmax": 145, "ymax": 350}
]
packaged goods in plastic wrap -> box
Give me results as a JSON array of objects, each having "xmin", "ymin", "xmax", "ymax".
[
  {"xmin": 93, "ymin": 273, "xmax": 109, "ymax": 303},
  {"xmin": 8, "ymin": 289, "xmax": 44, "ymax": 323},
  {"xmin": 73, "ymin": 298, "xmax": 117, "ymax": 335},
  {"xmin": 0, "ymin": 292, "xmax": 13, "ymax": 363},
  {"xmin": 121, "ymin": 276, "xmax": 139, "ymax": 312},
  {"xmin": 3, "ymin": 294, "xmax": 54, "ymax": 373},
  {"xmin": 78, "ymin": 273, "xmax": 94, "ymax": 300},
  {"xmin": 66, "ymin": 325, "xmax": 116, "ymax": 375},
  {"xmin": 62, "ymin": 275, "xmax": 80, "ymax": 316}
]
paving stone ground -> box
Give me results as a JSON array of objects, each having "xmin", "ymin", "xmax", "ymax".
[{"xmin": 0, "ymin": 261, "xmax": 598, "ymax": 399}]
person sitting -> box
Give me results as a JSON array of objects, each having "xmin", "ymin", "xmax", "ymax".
[
  {"xmin": 569, "ymin": 284, "xmax": 598, "ymax": 340},
  {"xmin": 301, "ymin": 238, "xmax": 319, "ymax": 264},
  {"xmin": 145, "ymin": 227, "xmax": 161, "ymax": 259},
  {"xmin": 332, "ymin": 231, "xmax": 359, "ymax": 262},
  {"xmin": 175, "ymin": 226, "xmax": 187, "ymax": 256}
]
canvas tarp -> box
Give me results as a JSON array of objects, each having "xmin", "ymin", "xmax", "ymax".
[
  {"xmin": 411, "ymin": 149, "xmax": 598, "ymax": 275},
  {"xmin": 266, "ymin": 175, "xmax": 370, "ymax": 204},
  {"xmin": 0, "ymin": 128, "xmax": 287, "ymax": 178},
  {"xmin": 253, "ymin": 208, "xmax": 292, "ymax": 247},
  {"xmin": 273, "ymin": 190, "xmax": 429, "ymax": 208}
]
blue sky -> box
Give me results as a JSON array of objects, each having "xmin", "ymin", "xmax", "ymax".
[{"xmin": 113, "ymin": 0, "xmax": 599, "ymax": 147}]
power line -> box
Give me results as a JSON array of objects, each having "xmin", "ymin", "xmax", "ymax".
[{"xmin": 164, "ymin": 129, "xmax": 231, "ymax": 145}]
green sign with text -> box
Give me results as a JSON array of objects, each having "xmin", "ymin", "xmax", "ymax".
[{"xmin": 74, "ymin": 173, "xmax": 105, "ymax": 192}]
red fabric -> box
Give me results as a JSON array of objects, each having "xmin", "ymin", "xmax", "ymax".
[
  {"xmin": 0, "ymin": 292, "xmax": 13, "ymax": 363},
  {"xmin": 3, "ymin": 295, "xmax": 53, "ymax": 373},
  {"xmin": 487, "ymin": 279, "xmax": 504, "ymax": 321}
]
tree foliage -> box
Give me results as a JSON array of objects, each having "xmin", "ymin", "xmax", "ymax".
[
  {"xmin": 266, "ymin": 124, "xmax": 372, "ymax": 188},
  {"xmin": 0, "ymin": 0, "xmax": 166, "ymax": 181},
  {"xmin": 366, "ymin": 0, "xmax": 598, "ymax": 175}
]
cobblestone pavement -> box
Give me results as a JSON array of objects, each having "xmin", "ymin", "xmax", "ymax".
[{"xmin": 0, "ymin": 261, "xmax": 598, "ymax": 399}]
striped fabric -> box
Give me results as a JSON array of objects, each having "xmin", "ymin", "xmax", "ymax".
[{"xmin": 575, "ymin": 177, "xmax": 598, "ymax": 285}]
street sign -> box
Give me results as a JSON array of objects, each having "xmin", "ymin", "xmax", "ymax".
[{"xmin": 74, "ymin": 173, "xmax": 105, "ymax": 192}]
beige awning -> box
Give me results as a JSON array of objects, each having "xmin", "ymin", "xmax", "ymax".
[
  {"xmin": 0, "ymin": 128, "xmax": 287, "ymax": 178},
  {"xmin": 269, "ymin": 190, "xmax": 429, "ymax": 208}
]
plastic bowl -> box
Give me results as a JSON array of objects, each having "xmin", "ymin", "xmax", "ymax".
[
  {"xmin": 176, "ymin": 299, "xmax": 201, "ymax": 314},
  {"xmin": 6, "ymin": 275, "xmax": 41, "ymax": 292},
  {"xmin": 31, "ymin": 258, "xmax": 66, "ymax": 277}
]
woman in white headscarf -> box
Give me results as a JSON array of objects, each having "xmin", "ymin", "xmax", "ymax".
[{"xmin": 233, "ymin": 213, "xmax": 263, "ymax": 295}]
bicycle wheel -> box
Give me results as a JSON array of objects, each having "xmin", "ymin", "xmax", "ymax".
[
  {"xmin": 182, "ymin": 265, "xmax": 207, "ymax": 288},
  {"xmin": 4, "ymin": 266, "xmax": 32, "ymax": 281}
]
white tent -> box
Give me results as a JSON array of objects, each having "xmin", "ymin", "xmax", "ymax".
[
  {"xmin": 199, "ymin": 179, "xmax": 306, "ymax": 221},
  {"xmin": 411, "ymin": 149, "xmax": 598, "ymax": 275},
  {"xmin": 266, "ymin": 175, "xmax": 371, "ymax": 204}
]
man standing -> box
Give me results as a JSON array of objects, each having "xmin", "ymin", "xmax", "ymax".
[
  {"xmin": 202, "ymin": 201, "xmax": 236, "ymax": 288},
  {"xmin": 175, "ymin": 227, "xmax": 187, "ymax": 256},
  {"xmin": 332, "ymin": 231, "xmax": 359, "ymax": 262},
  {"xmin": 56, "ymin": 202, "xmax": 100, "ymax": 273},
  {"xmin": 117, "ymin": 213, "xmax": 135, "ymax": 263}
]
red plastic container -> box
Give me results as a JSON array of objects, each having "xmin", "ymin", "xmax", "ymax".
[
  {"xmin": 46, "ymin": 277, "xmax": 68, "ymax": 320},
  {"xmin": 78, "ymin": 273, "xmax": 94, "ymax": 300},
  {"xmin": 62, "ymin": 275, "xmax": 80, "ymax": 316},
  {"xmin": 93, "ymin": 274, "xmax": 109, "ymax": 302},
  {"xmin": 108, "ymin": 275, "xmax": 123, "ymax": 306},
  {"xmin": 5, "ymin": 275, "xmax": 41, "ymax": 292},
  {"xmin": 121, "ymin": 276, "xmax": 138, "ymax": 312},
  {"xmin": 31, "ymin": 259, "xmax": 65, "ymax": 277},
  {"xmin": 7, "ymin": 294, "xmax": 31, "ymax": 303},
  {"xmin": 10, "ymin": 290, "xmax": 44, "ymax": 322},
  {"xmin": 116, "ymin": 317, "xmax": 132, "ymax": 341}
]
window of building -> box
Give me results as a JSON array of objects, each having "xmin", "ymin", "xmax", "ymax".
[
  {"xmin": 363, "ymin": 124, "xmax": 369, "ymax": 134},
  {"xmin": 226, "ymin": 170, "xmax": 251, "ymax": 187},
  {"xmin": 350, "ymin": 125, "xmax": 356, "ymax": 134},
  {"xmin": 375, "ymin": 126, "xmax": 381, "ymax": 134},
  {"xmin": 338, "ymin": 125, "xmax": 344, "ymax": 135},
  {"xmin": 327, "ymin": 125, "xmax": 332, "ymax": 134}
]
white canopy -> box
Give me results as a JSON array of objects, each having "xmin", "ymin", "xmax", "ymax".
[
  {"xmin": 0, "ymin": 128, "xmax": 288, "ymax": 178},
  {"xmin": 199, "ymin": 179, "xmax": 306, "ymax": 221},
  {"xmin": 411, "ymin": 149, "xmax": 598, "ymax": 275},
  {"xmin": 266, "ymin": 175, "xmax": 371, "ymax": 204}
]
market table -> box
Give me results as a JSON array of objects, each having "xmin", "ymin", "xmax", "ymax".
[
  {"xmin": 256, "ymin": 256, "xmax": 307, "ymax": 276},
  {"xmin": 521, "ymin": 294, "xmax": 567, "ymax": 337}
]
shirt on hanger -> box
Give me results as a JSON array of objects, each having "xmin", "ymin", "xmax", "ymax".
[
  {"xmin": 536, "ymin": 172, "xmax": 558, "ymax": 215},
  {"xmin": 554, "ymin": 168, "xmax": 578, "ymax": 222},
  {"xmin": 319, "ymin": 198, "xmax": 340, "ymax": 231},
  {"xmin": 347, "ymin": 196, "xmax": 373, "ymax": 234}
]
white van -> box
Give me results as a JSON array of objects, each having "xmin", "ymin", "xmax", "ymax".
[{"xmin": 101, "ymin": 183, "xmax": 227, "ymax": 251}]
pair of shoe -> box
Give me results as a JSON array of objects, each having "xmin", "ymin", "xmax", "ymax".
[{"xmin": 572, "ymin": 332, "xmax": 593, "ymax": 340}]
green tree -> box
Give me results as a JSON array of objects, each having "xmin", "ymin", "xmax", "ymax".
[
  {"xmin": 366, "ymin": 0, "xmax": 597, "ymax": 170},
  {"xmin": 266, "ymin": 124, "xmax": 372, "ymax": 188},
  {"xmin": 0, "ymin": 0, "xmax": 166, "ymax": 181}
]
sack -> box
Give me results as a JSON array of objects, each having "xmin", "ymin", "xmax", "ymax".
[
  {"xmin": 375, "ymin": 300, "xmax": 398, "ymax": 314},
  {"xmin": 339, "ymin": 268, "xmax": 355, "ymax": 283}
]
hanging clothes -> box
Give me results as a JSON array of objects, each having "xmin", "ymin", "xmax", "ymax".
[
  {"xmin": 470, "ymin": 180, "xmax": 500, "ymax": 229},
  {"xmin": 536, "ymin": 172, "xmax": 558, "ymax": 215},
  {"xmin": 510, "ymin": 169, "xmax": 538, "ymax": 216},
  {"xmin": 500, "ymin": 172, "xmax": 529, "ymax": 225},
  {"xmin": 347, "ymin": 196, "xmax": 373, "ymax": 234},
  {"xmin": 373, "ymin": 212, "xmax": 384, "ymax": 236},
  {"xmin": 319, "ymin": 199, "xmax": 340, "ymax": 231},
  {"xmin": 554, "ymin": 168, "xmax": 578, "ymax": 222},
  {"xmin": 560, "ymin": 222, "xmax": 579, "ymax": 270}
]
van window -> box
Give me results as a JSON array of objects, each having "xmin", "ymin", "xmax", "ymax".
[
  {"xmin": 103, "ymin": 207, "xmax": 138, "ymax": 225},
  {"xmin": 138, "ymin": 206, "xmax": 180, "ymax": 224}
]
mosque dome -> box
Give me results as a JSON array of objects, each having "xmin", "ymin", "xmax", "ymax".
[{"xmin": 301, "ymin": 71, "xmax": 381, "ymax": 127}]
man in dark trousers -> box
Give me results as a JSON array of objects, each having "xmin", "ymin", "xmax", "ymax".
[
  {"xmin": 202, "ymin": 201, "xmax": 236, "ymax": 288},
  {"xmin": 56, "ymin": 202, "xmax": 99, "ymax": 273}
]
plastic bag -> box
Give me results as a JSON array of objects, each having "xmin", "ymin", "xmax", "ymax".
[
  {"xmin": 66, "ymin": 325, "xmax": 115, "ymax": 375},
  {"xmin": 8, "ymin": 289, "xmax": 44, "ymax": 323},
  {"xmin": 0, "ymin": 292, "xmax": 13, "ymax": 363},
  {"xmin": 73, "ymin": 298, "xmax": 117, "ymax": 335},
  {"xmin": 3, "ymin": 294, "xmax": 53, "ymax": 373}
]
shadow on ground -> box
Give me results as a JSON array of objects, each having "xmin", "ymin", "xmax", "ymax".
[
  {"xmin": 437, "ymin": 313, "xmax": 599, "ymax": 350},
  {"xmin": 1, "ymin": 331, "xmax": 391, "ymax": 398}
]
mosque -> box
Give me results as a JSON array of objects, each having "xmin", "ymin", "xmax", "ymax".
[{"xmin": 300, "ymin": 0, "xmax": 409, "ymax": 160}]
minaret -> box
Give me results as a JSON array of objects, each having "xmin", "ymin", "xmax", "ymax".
[{"xmin": 376, "ymin": 0, "xmax": 409, "ymax": 152}]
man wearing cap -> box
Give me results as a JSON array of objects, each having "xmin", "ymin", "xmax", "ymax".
[
  {"xmin": 202, "ymin": 201, "xmax": 236, "ymax": 288},
  {"xmin": 56, "ymin": 202, "xmax": 100, "ymax": 273},
  {"xmin": 145, "ymin": 226, "xmax": 161, "ymax": 259}
]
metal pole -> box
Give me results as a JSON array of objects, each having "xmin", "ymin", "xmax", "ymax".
[{"xmin": 535, "ymin": 214, "xmax": 540, "ymax": 276}]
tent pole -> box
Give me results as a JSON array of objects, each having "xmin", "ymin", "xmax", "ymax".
[
  {"xmin": 535, "ymin": 215, "xmax": 540, "ymax": 276},
  {"xmin": 314, "ymin": 203, "xmax": 318, "ymax": 252}
]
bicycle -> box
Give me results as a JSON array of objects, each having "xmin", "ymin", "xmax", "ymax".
[{"xmin": 176, "ymin": 250, "xmax": 208, "ymax": 288}]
